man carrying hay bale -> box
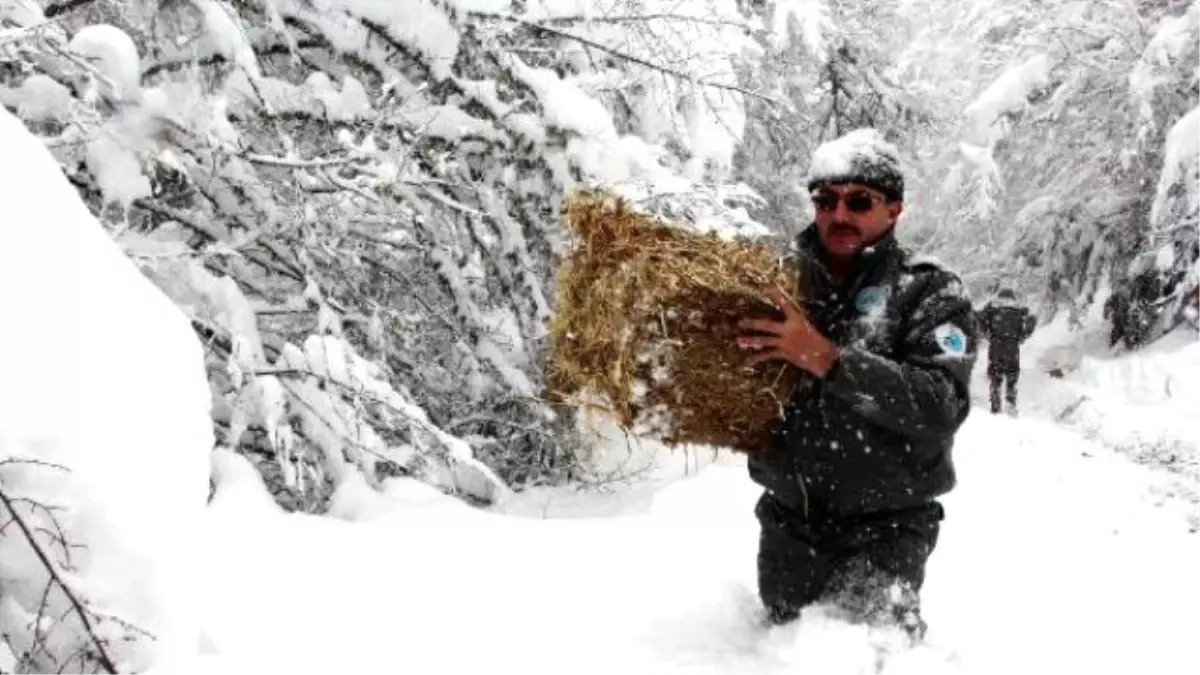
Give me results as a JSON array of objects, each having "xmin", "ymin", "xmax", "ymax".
[{"xmin": 735, "ymin": 129, "xmax": 978, "ymax": 641}]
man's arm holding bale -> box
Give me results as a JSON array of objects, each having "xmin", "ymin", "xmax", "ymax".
[
  {"xmin": 737, "ymin": 287, "xmax": 841, "ymax": 378},
  {"xmin": 739, "ymin": 271, "xmax": 978, "ymax": 444}
]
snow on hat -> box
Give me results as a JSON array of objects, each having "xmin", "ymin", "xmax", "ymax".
[{"xmin": 806, "ymin": 128, "xmax": 904, "ymax": 201}]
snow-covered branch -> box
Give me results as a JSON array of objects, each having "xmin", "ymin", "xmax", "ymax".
[
  {"xmin": 242, "ymin": 152, "xmax": 363, "ymax": 168},
  {"xmin": 473, "ymin": 12, "xmax": 780, "ymax": 104},
  {"xmin": 0, "ymin": 466, "xmax": 118, "ymax": 674}
]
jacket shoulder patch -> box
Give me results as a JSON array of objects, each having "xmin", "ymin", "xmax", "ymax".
[{"xmin": 934, "ymin": 323, "xmax": 969, "ymax": 356}]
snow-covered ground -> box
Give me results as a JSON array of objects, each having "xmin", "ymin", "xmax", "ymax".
[
  {"xmin": 184, "ymin": 324, "xmax": 1200, "ymax": 675},
  {"xmin": 984, "ymin": 306, "xmax": 1200, "ymax": 529}
]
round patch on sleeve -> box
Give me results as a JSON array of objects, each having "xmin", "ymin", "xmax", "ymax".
[{"xmin": 934, "ymin": 323, "xmax": 968, "ymax": 356}]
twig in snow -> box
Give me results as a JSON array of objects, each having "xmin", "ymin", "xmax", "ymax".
[
  {"xmin": 0, "ymin": 487, "xmax": 118, "ymax": 674},
  {"xmin": 1055, "ymin": 395, "xmax": 1089, "ymax": 422}
]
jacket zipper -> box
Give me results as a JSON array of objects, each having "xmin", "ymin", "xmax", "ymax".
[
  {"xmin": 786, "ymin": 236, "xmax": 893, "ymax": 522},
  {"xmin": 802, "ymin": 287, "xmax": 857, "ymax": 521},
  {"xmin": 783, "ymin": 387, "xmax": 812, "ymax": 521},
  {"xmin": 798, "ymin": 467, "xmax": 810, "ymax": 519}
]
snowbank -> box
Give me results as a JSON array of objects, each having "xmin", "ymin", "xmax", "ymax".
[
  {"xmin": 192, "ymin": 390, "xmax": 1200, "ymax": 674},
  {"xmin": 0, "ymin": 106, "xmax": 213, "ymax": 670},
  {"xmin": 975, "ymin": 304, "xmax": 1199, "ymax": 528}
]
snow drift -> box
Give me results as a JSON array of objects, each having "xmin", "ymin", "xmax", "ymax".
[
  {"xmin": 0, "ymin": 106, "xmax": 213, "ymax": 670},
  {"xmin": 190, "ymin": 408, "xmax": 1200, "ymax": 675},
  {"xmin": 181, "ymin": 326, "xmax": 1200, "ymax": 675}
]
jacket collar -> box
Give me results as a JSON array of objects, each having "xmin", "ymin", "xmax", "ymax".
[{"xmin": 795, "ymin": 224, "xmax": 903, "ymax": 291}]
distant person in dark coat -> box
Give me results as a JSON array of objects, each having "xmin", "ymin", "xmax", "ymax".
[{"xmin": 977, "ymin": 289, "xmax": 1036, "ymax": 414}]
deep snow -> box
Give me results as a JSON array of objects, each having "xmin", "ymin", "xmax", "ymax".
[{"xmin": 185, "ymin": 326, "xmax": 1200, "ymax": 675}]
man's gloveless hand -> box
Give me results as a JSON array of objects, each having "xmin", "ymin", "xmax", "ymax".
[{"xmin": 737, "ymin": 287, "xmax": 840, "ymax": 378}]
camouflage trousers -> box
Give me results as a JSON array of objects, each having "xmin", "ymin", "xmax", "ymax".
[{"xmin": 754, "ymin": 492, "xmax": 942, "ymax": 641}]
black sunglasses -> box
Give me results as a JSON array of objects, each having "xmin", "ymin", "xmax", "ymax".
[{"xmin": 811, "ymin": 190, "xmax": 885, "ymax": 213}]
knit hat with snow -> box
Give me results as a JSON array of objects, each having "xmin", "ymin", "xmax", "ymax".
[{"xmin": 806, "ymin": 128, "xmax": 905, "ymax": 202}]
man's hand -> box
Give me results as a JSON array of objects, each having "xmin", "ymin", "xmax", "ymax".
[{"xmin": 737, "ymin": 287, "xmax": 840, "ymax": 378}]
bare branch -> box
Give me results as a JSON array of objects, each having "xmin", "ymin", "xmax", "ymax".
[
  {"xmin": 142, "ymin": 39, "xmax": 327, "ymax": 80},
  {"xmin": 0, "ymin": 487, "xmax": 118, "ymax": 674},
  {"xmin": 320, "ymin": 168, "xmax": 382, "ymax": 204},
  {"xmin": 31, "ymin": 582, "xmax": 55, "ymax": 668},
  {"xmin": 419, "ymin": 184, "xmax": 484, "ymax": 217},
  {"xmin": 43, "ymin": 0, "xmax": 95, "ymax": 18},
  {"xmin": 474, "ymin": 13, "xmax": 781, "ymax": 104},
  {"xmin": 130, "ymin": 200, "xmax": 223, "ymax": 242},
  {"xmin": 1, "ymin": 496, "xmax": 81, "ymax": 568},
  {"xmin": 445, "ymin": 414, "xmax": 555, "ymax": 439},
  {"xmin": 244, "ymin": 153, "xmax": 363, "ymax": 169},
  {"xmin": 0, "ymin": 17, "xmax": 59, "ymax": 48},
  {"xmin": 0, "ymin": 458, "xmax": 69, "ymax": 473},
  {"xmin": 529, "ymin": 12, "xmax": 757, "ymax": 34}
]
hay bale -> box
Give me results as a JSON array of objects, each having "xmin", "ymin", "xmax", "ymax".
[{"xmin": 547, "ymin": 189, "xmax": 801, "ymax": 453}]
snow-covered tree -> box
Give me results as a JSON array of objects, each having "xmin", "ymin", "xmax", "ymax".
[
  {"xmin": 0, "ymin": 0, "xmax": 768, "ymax": 513},
  {"xmin": 900, "ymin": 0, "xmax": 1197, "ymax": 340},
  {"xmin": 0, "ymin": 0, "xmax": 1192, "ymax": 530},
  {"xmin": 734, "ymin": 0, "xmax": 939, "ymax": 238},
  {"xmin": 963, "ymin": 0, "xmax": 1150, "ymax": 307}
]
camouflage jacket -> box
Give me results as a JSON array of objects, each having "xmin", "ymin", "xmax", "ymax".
[{"xmin": 748, "ymin": 226, "xmax": 979, "ymax": 518}]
